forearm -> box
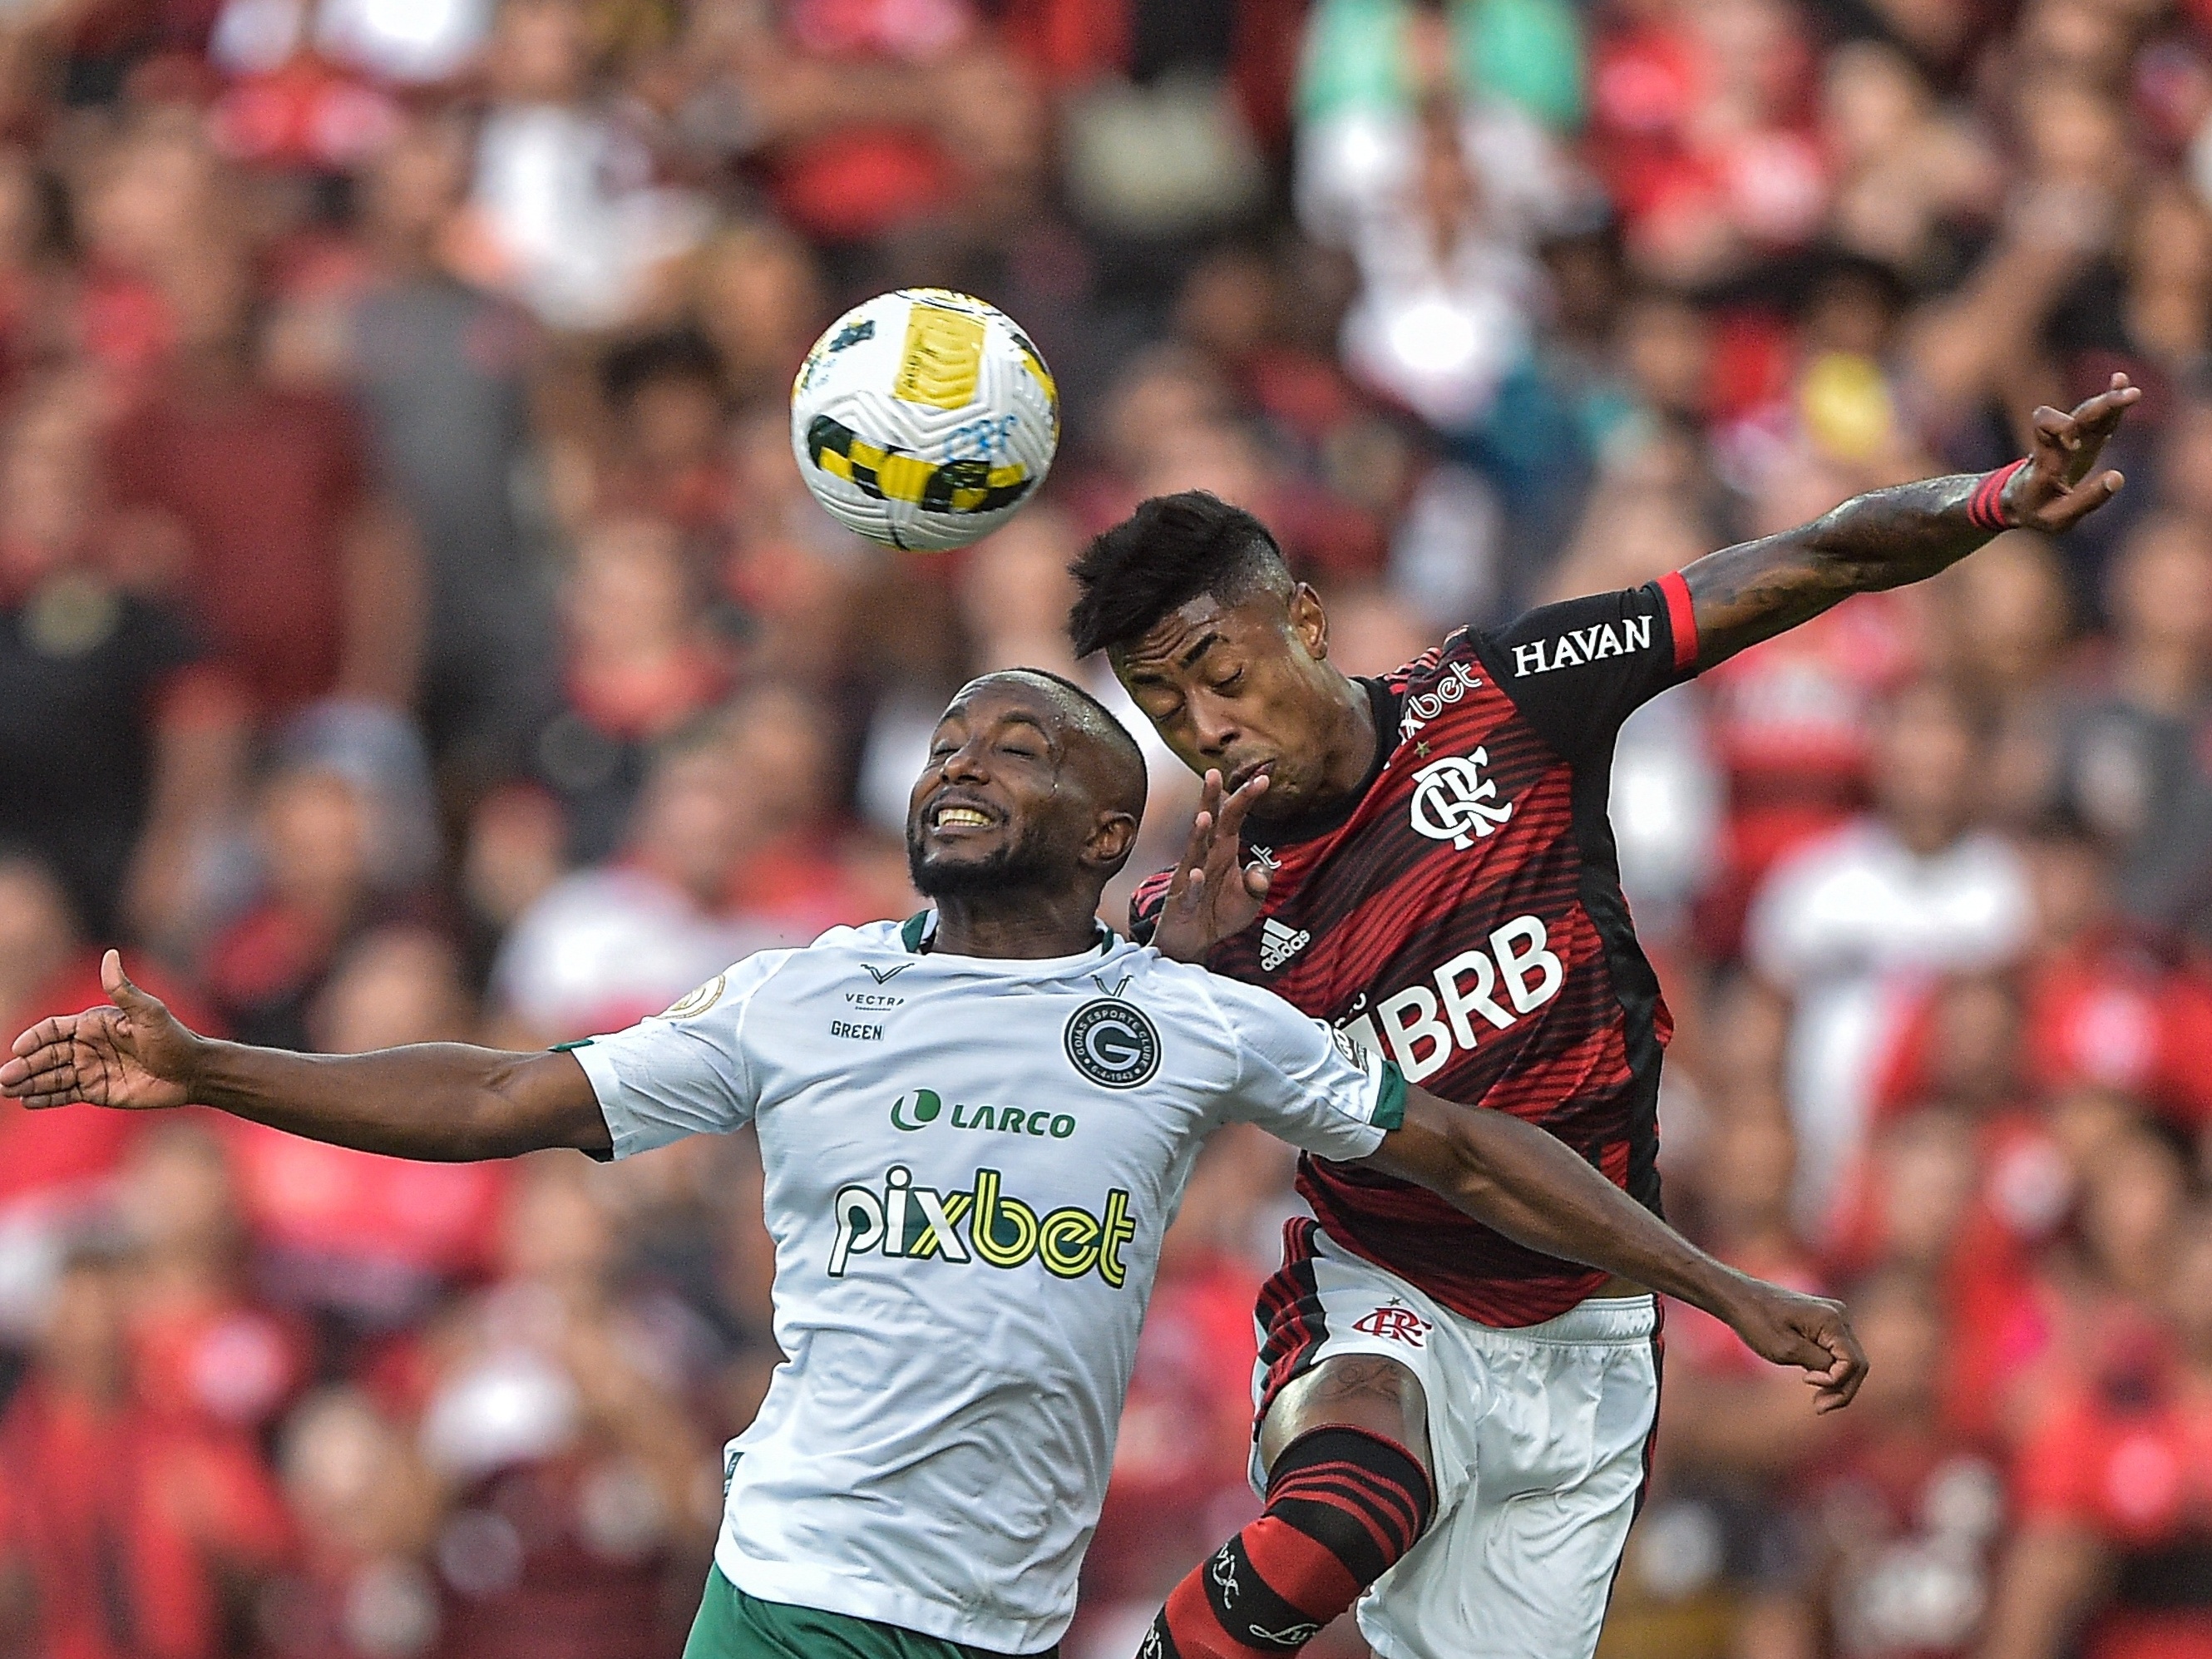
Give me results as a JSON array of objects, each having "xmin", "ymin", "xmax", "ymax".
[
  {"xmin": 185, "ymin": 1039, "xmax": 603, "ymax": 1160},
  {"xmin": 1683, "ymin": 472, "xmax": 1994, "ymax": 665},
  {"xmin": 1374, "ymin": 1104, "xmax": 1755, "ymax": 1324}
]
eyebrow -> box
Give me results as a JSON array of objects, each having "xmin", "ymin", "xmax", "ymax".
[
  {"xmin": 1177, "ymin": 632, "xmax": 1226, "ymax": 671},
  {"xmin": 933, "ymin": 707, "xmax": 1059, "ymax": 747},
  {"xmin": 997, "ymin": 710, "xmax": 1058, "ymax": 746}
]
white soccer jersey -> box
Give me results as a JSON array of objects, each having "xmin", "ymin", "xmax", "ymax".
[{"xmin": 570, "ymin": 914, "xmax": 1403, "ymax": 1655}]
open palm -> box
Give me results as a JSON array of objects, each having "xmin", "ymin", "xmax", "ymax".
[
  {"xmin": 0, "ymin": 951, "xmax": 202, "ymax": 1112},
  {"xmin": 1152, "ymin": 770, "xmax": 1275, "ymax": 964}
]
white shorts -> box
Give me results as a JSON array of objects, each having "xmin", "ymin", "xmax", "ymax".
[{"xmin": 1249, "ymin": 1220, "xmax": 1661, "ymax": 1659}]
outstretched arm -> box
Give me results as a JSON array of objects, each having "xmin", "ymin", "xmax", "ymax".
[
  {"xmin": 1367, "ymin": 1086, "xmax": 1867, "ymax": 1410},
  {"xmin": 1682, "ymin": 374, "xmax": 2140, "ymax": 670},
  {"xmin": 0, "ymin": 951, "xmax": 610, "ymax": 1161}
]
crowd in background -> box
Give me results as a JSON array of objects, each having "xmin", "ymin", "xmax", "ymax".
[{"xmin": 0, "ymin": 0, "xmax": 2210, "ymax": 1656}]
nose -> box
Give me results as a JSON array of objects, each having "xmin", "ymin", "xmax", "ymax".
[
  {"xmin": 1187, "ymin": 692, "xmax": 1240, "ymax": 758},
  {"xmin": 941, "ymin": 735, "xmax": 992, "ymax": 783}
]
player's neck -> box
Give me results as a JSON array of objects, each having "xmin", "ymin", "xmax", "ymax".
[
  {"xmin": 1248, "ymin": 668, "xmax": 1376, "ymax": 830},
  {"xmin": 930, "ymin": 890, "xmax": 1106, "ymax": 960}
]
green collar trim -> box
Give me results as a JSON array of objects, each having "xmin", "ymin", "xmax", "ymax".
[{"xmin": 899, "ymin": 911, "xmax": 1119, "ymax": 957}]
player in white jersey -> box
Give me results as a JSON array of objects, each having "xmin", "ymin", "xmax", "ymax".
[{"xmin": 1, "ymin": 670, "xmax": 1864, "ymax": 1659}]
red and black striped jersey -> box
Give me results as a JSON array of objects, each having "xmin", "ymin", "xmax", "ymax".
[{"xmin": 1133, "ymin": 575, "xmax": 1700, "ymax": 1327}]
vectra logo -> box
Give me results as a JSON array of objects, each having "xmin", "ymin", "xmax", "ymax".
[{"xmin": 827, "ymin": 1166, "xmax": 1138, "ymax": 1286}]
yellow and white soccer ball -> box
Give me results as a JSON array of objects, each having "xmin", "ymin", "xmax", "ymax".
[{"xmin": 789, "ymin": 289, "xmax": 1059, "ymax": 553}]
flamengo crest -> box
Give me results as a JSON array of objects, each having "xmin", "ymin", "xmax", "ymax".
[{"xmin": 1409, "ymin": 748, "xmax": 1513, "ymax": 850}]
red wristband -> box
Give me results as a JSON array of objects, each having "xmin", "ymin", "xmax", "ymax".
[{"xmin": 1968, "ymin": 458, "xmax": 2028, "ymax": 532}]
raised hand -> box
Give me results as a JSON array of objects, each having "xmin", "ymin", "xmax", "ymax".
[
  {"xmin": 2002, "ymin": 371, "xmax": 2142, "ymax": 534},
  {"xmin": 1723, "ymin": 1279, "xmax": 1869, "ymax": 1414},
  {"xmin": 1150, "ymin": 769, "xmax": 1275, "ymax": 964},
  {"xmin": 0, "ymin": 950, "xmax": 204, "ymax": 1112}
]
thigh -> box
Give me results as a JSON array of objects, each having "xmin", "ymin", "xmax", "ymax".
[
  {"xmin": 1355, "ymin": 1332, "xmax": 1661, "ymax": 1659},
  {"xmin": 1250, "ymin": 1223, "xmax": 1450, "ymax": 1483}
]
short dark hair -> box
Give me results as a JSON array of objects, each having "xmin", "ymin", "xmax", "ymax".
[{"xmin": 1066, "ymin": 491, "xmax": 1291, "ymax": 658}]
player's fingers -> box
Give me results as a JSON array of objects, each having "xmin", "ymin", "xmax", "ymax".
[
  {"xmin": 2027, "ymin": 406, "xmax": 2078, "ymax": 472},
  {"xmin": 2076, "ymin": 375, "xmax": 2142, "ymax": 428},
  {"xmin": 1169, "ymin": 808, "xmax": 1215, "ymax": 899},
  {"xmin": 9, "ymin": 1015, "xmax": 68, "ymax": 1059},
  {"xmin": 2045, "ymin": 471, "xmax": 2126, "ymax": 531},
  {"xmin": 0, "ymin": 1038, "xmax": 75, "ymax": 1088},
  {"xmin": 1213, "ymin": 771, "xmax": 1270, "ymax": 846}
]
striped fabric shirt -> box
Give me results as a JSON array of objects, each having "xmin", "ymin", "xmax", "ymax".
[{"xmin": 1135, "ymin": 575, "xmax": 1701, "ymax": 1326}]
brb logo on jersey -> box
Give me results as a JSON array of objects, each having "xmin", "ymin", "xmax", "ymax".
[
  {"xmin": 827, "ymin": 1165, "xmax": 1138, "ymax": 1286},
  {"xmin": 1409, "ymin": 748, "xmax": 1513, "ymax": 850},
  {"xmin": 1338, "ymin": 914, "xmax": 1566, "ymax": 1084},
  {"xmin": 1064, "ymin": 999, "xmax": 1161, "ymax": 1089}
]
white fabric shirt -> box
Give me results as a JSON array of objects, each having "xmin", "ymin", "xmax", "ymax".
[
  {"xmin": 571, "ymin": 916, "xmax": 1402, "ymax": 1654},
  {"xmin": 1747, "ymin": 819, "xmax": 2031, "ymax": 1230}
]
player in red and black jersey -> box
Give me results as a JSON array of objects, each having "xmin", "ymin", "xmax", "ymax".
[{"xmin": 1070, "ymin": 376, "xmax": 2140, "ymax": 1659}]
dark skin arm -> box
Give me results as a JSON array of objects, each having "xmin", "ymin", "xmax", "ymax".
[
  {"xmin": 1260, "ymin": 1087, "xmax": 1866, "ymax": 1474},
  {"xmin": 1682, "ymin": 374, "xmax": 2139, "ymax": 670},
  {"xmin": 1370, "ymin": 1086, "xmax": 1864, "ymax": 1406},
  {"xmin": 0, "ymin": 952, "xmax": 610, "ymax": 1159}
]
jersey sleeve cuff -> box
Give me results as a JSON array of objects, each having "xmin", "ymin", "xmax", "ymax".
[
  {"xmin": 1658, "ymin": 570, "xmax": 1698, "ymax": 674},
  {"xmin": 1371, "ymin": 1060, "xmax": 1407, "ymax": 1132},
  {"xmin": 561, "ymin": 1038, "xmax": 635, "ymax": 1160}
]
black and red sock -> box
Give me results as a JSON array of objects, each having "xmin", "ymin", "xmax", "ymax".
[{"xmin": 1139, "ymin": 1426, "xmax": 1434, "ymax": 1659}]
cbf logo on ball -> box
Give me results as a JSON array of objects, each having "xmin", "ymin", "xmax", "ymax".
[{"xmin": 1064, "ymin": 999, "xmax": 1161, "ymax": 1089}]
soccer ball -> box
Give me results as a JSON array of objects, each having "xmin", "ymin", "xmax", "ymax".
[{"xmin": 789, "ymin": 289, "xmax": 1059, "ymax": 553}]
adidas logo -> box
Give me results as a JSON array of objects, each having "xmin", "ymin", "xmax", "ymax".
[{"xmin": 1259, "ymin": 917, "xmax": 1311, "ymax": 972}]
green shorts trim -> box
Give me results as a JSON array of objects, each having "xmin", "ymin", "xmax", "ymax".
[{"xmin": 683, "ymin": 1566, "xmax": 1057, "ymax": 1659}]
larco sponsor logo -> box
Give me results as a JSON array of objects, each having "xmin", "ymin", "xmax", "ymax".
[
  {"xmin": 1409, "ymin": 748, "xmax": 1513, "ymax": 850},
  {"xmin": 890, "ymin": 1088, "xmax": 1075, "ymax": 1139},
  {"xmin": 1511, "ymin": 615, "xmax": 1652, "ymax": 677},
  {"xmin": 1337, "ymin": 914, "xmax": 1565, "ymax": 1084},
  {"xmin": 827, "ymin": 1164, "xmax": 1138, "ymax": 1286},
  {"xmin": 1064, "ymin": 999, "xmax": 1161, "ymax": 1089}
]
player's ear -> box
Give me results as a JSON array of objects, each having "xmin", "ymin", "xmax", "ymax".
[
  {"xmin": 1085, "ymin": 810, "xmax": 1138, "ymax": 875},
  {"xmin": 1289, "ymin": 583, "xmax": 1329, "ymax": 661}
]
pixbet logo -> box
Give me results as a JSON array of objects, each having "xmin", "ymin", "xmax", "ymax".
[
  {"xmin": 1409, "ymin": 748, "xmax": 1513, "ymax": 850},
  {"xmin": 1337, "ymin": 914, "xmax": 1565, "ymax": 1084},
  {"xmin": 827, "ymin": 1166, "xmax": 1138, "ymax": 1286},
  {"xmin": 1351, "ymin": 1299, "xmax": 1433, "ymax": 1347}
]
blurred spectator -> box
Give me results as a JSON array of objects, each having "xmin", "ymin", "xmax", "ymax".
[
  {"xmin": 491, "ymin": 725, "xmax": 755, "ymax": 1044},
  {"xmin": 0, "ymin": 1241, "xmax": 292, "ymax": 1659},
  {"xmin": 417, "ymin": 1158, "xmax": 715, "ymax": 1659},
  {"xmin": 346, "ymin": 110, "xmax": 555, "ymax": 778},
  {"xmin": 1983, "ymin": 1203, "xmax": 2212, "ymax": 1659},
  {"xmin": 105, "ymin": 229, "xmax": 425, "ymax": 720},
  {"xmin": 254, "ymin": 1388, "xmax": 444, "ymax": 1659},
  {"xmin": 2044, "ymin": 512, "xmax": 2212, "ymax": 921},
  {"xmin": 464, "ymin": 0, "xmax": 707, "ymax": 331},
  {"xmin": 0, "ymin": 373, "xmax": 246, "ymax": 941},
  {"xmin": 1750, "ymin": 680, "xmax": 2034, "ymax": 1230},
  {"xmin": 1770, "ymin": 1272, "xmax": 2010, "ymax": 1659},
  {"xmin": 227, "ymin": 926, "xmax": 508, "ymax": 1331},
  {"xmin": 122, "ymin": 1124, "xmax": 308, "ymax": 1438},
  {"xmin": 531, "ymin": 511, "xmax": 733, "ymax": 863}
]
